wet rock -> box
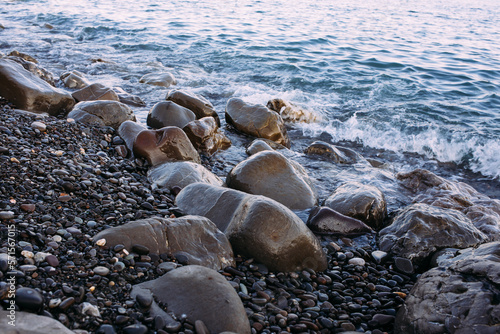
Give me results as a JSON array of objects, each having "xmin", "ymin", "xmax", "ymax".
[
  {"xmin": 166, "ymin": 89, "xmax": 220, "ymax": 125},
  {"xmin": 117, "ymin": 120, "xmax": 147, "ymax": 153},
  {"xmin": 324, "ymin": 182, "xmax": 387, "ymax": 230},
  {"xmin": 305, "ymin": 141, "xmax": 365, "ymax": 164},
  {"xmin": 225, "ymin": 97, "xmax": 290, "ymax": 148},
  {"xmin": 397, "ymin": 168, "xmax": 500, "ymax": 240},
  {"xmin": 183, "ymin": 116, "xmax": 231, "ymax": 155},
  {"xmin": 132, "ymin": 127, "xmax": 200, "ymax": 166},
  {"xmin": 93, "ymin": 215, "xmax": 234, "ymax": 270},
  {"xmin": 175, "ymin": 183, "xmax": 327, "ymax": 272},
  {"xmin": 227, "ymin": 150, "xmax": 317, "ymax": 210},
  {"xmin": 395, "ymin": 241, "xmax": 500, "ymax": 334},
  {"xmin": 379, "ymin": 203, "xmax": 487, "ymax": 267},
  {"xmin": 246, "ymin": 139, "xmax": 273, "ymax": 155},
  {"xmin": 72, "ymin": 83, "xmax": 119, "ymax": 102},
  {"xmin": 0, "ymin": 310, "xmax": 74, "ymax": 333},
  {"xmin": 60, "ymin": 70, "xmax": 90, "ymax": 89},
  {"xmin": 112, "ymin": 87, "xmax": 146, "ymax": 107},
  {"xmin": 267, "ymin": 98, "xmax": 321, "ymax": 123},
  {"xmin": 68, "ymin": 100, "xmax": 135, "ymax": 129},
  {"xmin": 147, "ymin": 101, "xmax": 196, "ymax": 129},
  {"xmin": 5, "ymin": 54, "xmax": 55, "ymax": 86},
  {"xmin": 307, "ymin": 206, "xmax": 373, "ymax": 235},
  {"xmin": 15, "ymin": 287, "xmax": 44, "ymax": 312},
  {"xmin": 131, "ymin": 265, "xmax": 251, "ymax": 334},
  {"xmin": 148, "ymin": 161, "xmax": 223, "ymax": 190},
  {"xmin": 139, "ymin": 72, "xmax": 176, "ymax": 87},
  {"xmin": 0, "ymin": 58, "xmax": 75, "ymax": 116}
]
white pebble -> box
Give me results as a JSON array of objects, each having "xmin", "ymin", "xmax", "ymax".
[
  {"xmin": 348, "ymin": 257, "xmax": 366, "ymax": 266},
  {"xmin": 31, "ymin": 121, "xmax": 46, "ymax": 131}
]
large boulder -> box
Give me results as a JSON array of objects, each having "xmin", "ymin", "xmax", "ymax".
[
  {"xmin": 133, "ymin": 127, "xmax": 201, "ymax": 166},
  {"xmin": 267, "ymin": 98, "xmax": 322, "ymax": 123},
  {"xmin": 175, "ymin": 183, "xmax": 327, "ymax": 272},
  {"xmin": 379, "ymin": 203, "xmax": 487, "ymax": 267},
  {"xmin": 307, "ymin": 206, "xmax": 373, "ymax": 236},
  {"xmin": 139, "ymin": 72, "xmax": 176, "ymax": 87},
  {"xmin": 0, "ymin": 58, "xmax": 75, "ymax": 116},
  {"xmin": 112, "ymin": 87, "xmax": 146, "ymax": 107},
  {"xmin": 67, "ymin": 100, "xmax": 135, "ymax": 129},
  {"xmin": 226, "ymin": 150, "xmax": 317, "ymax": 210},
  {"xmin": 94, "ymin": 216, "xmax": 234, "ymax": 270},
  {"xmin": 0, "ymin": 310, "xmax": 74, "ymax": 334},
  {"xmin": 183, "ymin": 117, "xmax": 231, "ymax": 155},
  {"xmin": 148, "ymin": 161, "xmax": 223, "ymax": 190},
  {"xmin": 166, "ymin": 90, "xmax": 219, "ymax": 125},
  {"xmin": 71, "ymin": 83, "xmax": 119, "ymax": 102},
  {"xmin": 131, "ymin": 265, "xmax": 250, "ymax": 334},
  {"xmin": 324, "ymin": 182, "xmax": 387, "ymax": 230},
  {"xmin": 305, "ymin": 141, "xmax": 365, "ymax": 164},
  {"xmin": 147, "ymin": 101, "xmax": 196, "ymax": 129},
  {"xmin": 395, "ymin": 242, "xmax": 500, "ymax": 334},
  {"xmin": 397, "ymin": 169, "xmax": 500, "ymax": 240},
  {"xmin": 225, "ymin": 98, "xmax": 290, "ymax": 148}
]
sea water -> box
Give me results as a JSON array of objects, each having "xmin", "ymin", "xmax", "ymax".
[{"xmin": 1, "ymin": 0, "xmax": 499, "ymax": 202}]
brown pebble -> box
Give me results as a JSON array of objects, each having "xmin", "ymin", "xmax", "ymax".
[
  {"xmin": 59, "ymin": 297, "xmax": 75, "ymax": 311},
  {"xmin": 20, "ymin": 204, "xmax": 36, "ymax": 212}
]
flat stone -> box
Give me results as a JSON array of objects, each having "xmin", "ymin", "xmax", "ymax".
[
  {"xmin": 0, "ymin": 211, "xmax": 14, "ymax": 219},
  {"xmin": 93, "ymin": 266, "xmax": 110, "ymax": 276}
]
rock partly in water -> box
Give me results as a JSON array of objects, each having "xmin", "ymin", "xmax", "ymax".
[
  {"xmin": 245, "ymin": 138, "xmax": 287, "ymax": 156},
  {"xmin": 0, "ymin": 310, "xmax": 74, "ymax": 334},
  {"xmin": 267, "ymin": 98, "xmax": 322, "ymax": 123},
  {"xmin": 307, "ymin": 206, "xmax": 373, "ymax": 236},
  {"xmin": 5, "ymin": 55, "xmax": 55, "ymax": 86},
  {"xmin": 226, "ymin": 150, "xmax": 317, "ymax": 210},
  {"xmin": 148, "ymin": 161, "xmax": 223, "ymax": 190},
  {"xmin": 183, "ymin": 116, "xmax": 231, "ymax": 155},
  {"xmin": 379, "ymin": 203, "xmax": 487, "ymax": 268},
  {"xmin": 395, "ymin": 241, "xmax": 500, "ymax": 334},
  {"xmin": 166, "ymin": 89, "xmax": 220, "ymax": 125},
  {"xmin": 94, "ymin": 216, "xmax": 234, "ymax": 270},
  {"xmin": 139, "ymin": 72, "xmax": 176, "ymax": 87},
  {"xmin": 175, "ymin": 183, "xmax": 327, "ymax": 272},
  {"xmin": 225, "ymin": 97, "xmax": 290, "ymax": 148},
  {"xmin": 60, "ymin": 70, "xmax": 90, "ymax": 89},
  {"xmin": 131, "ymin": 265, "xmax": 250, "ymax": 334},
  {"xmin": 305, "ymin": 141, "xmax": 366, "ymax": 164},
  {"xmin": 72, "ymin": 83, "xmax": 119, "ymax": 102},
  {"xmin": 397, "ymin": 168, "xmax": 500, "ymax": 240},
  {"xmin": 132, "ymin": 127, "xmax": 201, "ymax": 166},
  {"xmin": 112, "ymin": 87, "xmax": 146, "ymax": 107},
  {"xmin": 68, "ymin": 100, "xmax": 135, "ymax": 129},
  {"xmin": 0, "ymin": 58, "xmax": 75, "ymax": 116},
  {"xmin": 147, "ymin": 101, "xmax": 196, "ymax": 129},
  {"xmin": 324, "ymin": 182, "xmax": 387, "ymax": 230}
]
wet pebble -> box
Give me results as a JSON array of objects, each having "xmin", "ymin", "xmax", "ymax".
[{"xmin": 16, "ymin": 287, "xmax": 44, "ymax": 312}]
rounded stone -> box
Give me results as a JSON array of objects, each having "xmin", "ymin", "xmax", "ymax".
[
  {"xmin": 16, "ymin": 287, "xmax": 44, "ymax": 312},
  {"xmin": 93, "ymin": 266, "xmax": 110, "ymax": 276}
]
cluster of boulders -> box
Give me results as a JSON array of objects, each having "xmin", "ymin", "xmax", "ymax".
[{"xmin": 2, "ymin": 51, "xmax": 500, "ymax": 333}]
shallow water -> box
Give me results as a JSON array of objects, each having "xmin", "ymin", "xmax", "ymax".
[{"xmin": 1, "ymin": 0, "xmax": 499, "ymax": 202}]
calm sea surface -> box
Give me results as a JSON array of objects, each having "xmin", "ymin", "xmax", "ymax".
[{"xmin": 1, "ymin": 0, "xmax": 499, "ymax": 201}]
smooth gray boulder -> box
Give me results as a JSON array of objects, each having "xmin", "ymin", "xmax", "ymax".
[
  {"xmin": 166, "ymin": 90, "xmax": 220, "ymax": 125},
  {"xmin": 71, "ymin": 83, "xmax": 119, "ymax": 102},
  {"xmin": 183, "ymin": 116, "xmax": 231, "ymax": 155},
  {"xmin": 0, "ymin": 58, "xmax": 75, "ymax": 116},
  {"xmin": 225, "ymin": 98, "xmax": 290, "ymax": 148},
  {"xmin": 324, "ymin": 182, "xmax": 387, "ymax": 230},
  {"xmin": 131, "ymin": 265, "xmax": 250, "ymax": 334},
  {"xmin": 246, "ymin": 138, "xmax": 287, "ymax": 156},
  {"xmin": 139, "ymin": 72, "xmax": 176, "ymax": 87},
  {"xmin": 175, "ymin": 183, "xmax": 327, "ymax": 272},
  {"xmin": 305, "ymin": 141, "xmax": 365, "ymax": 164},
  {"xmin": 395, "ymin": 241, "xmax": 500, "ymax": 334},
  {"xmin": 226, "ymin": 150, "xmax": 317, "ymax": 210},
  {"xmin": 397, "ymin": 168, "xmax": 500, "ymax": 240},
  {"xmin": 5, "ymin": 55, "xmax": 55, "ymax": 86},
  {"xmin": 94, "ymin": 216, "xmax": 234, "ymax": 270},
  {"xmin": 68, "ymin": 100, "xmax": 135, "ymax": 129},
  {"xmin": 147, "ymin": 101, "xmax": 196, "ymax": 129},
  {"xmin": 0, "ymin": 310, "xmax": 74, "ymax": 334},
  {"xmin": 379, "ymin": 203, "xmax": 487, "ymax": 267},
  {"xmin": 117, "ymin": 120, "xmax": 147, "ymax": 154},
  {"xmin": 148, "ymin": 161, "xmax": 223, "ymax": 190}
]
